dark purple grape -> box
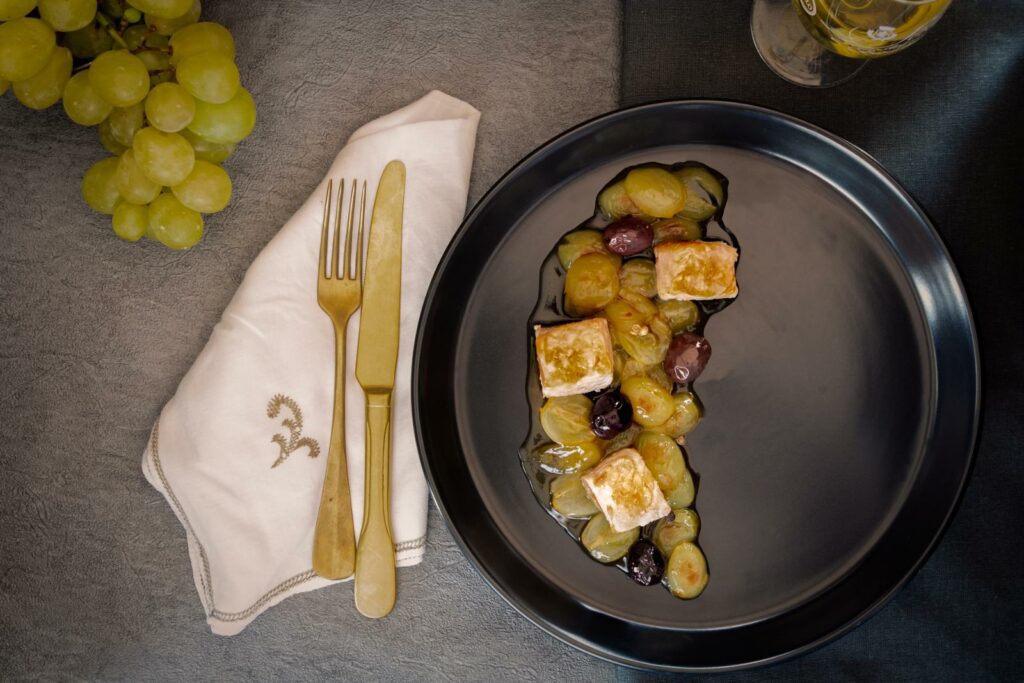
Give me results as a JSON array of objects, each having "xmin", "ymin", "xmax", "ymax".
[
  {"xmin": 603, "ymin": 217, "xmax": 653, "ymax": 256},
  {"xmin": 590, "ymin": 389, "xmax": 633, "ymax": 439},
  {"xmin": 626, "ymin": 539, "xmax": 665, "ymax": 586},
  {"xmin": 663, "ymin": 332, "xmax": 711, "ymax": 384}
]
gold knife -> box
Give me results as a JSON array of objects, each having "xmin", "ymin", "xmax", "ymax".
[{"xmin": 353, "ymin": 160, "xmax": 405, "ymax": 618}]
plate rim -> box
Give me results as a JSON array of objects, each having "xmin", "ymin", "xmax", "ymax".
[{"xmin": 412, "ymin": 98, "xmax": 981, "ymax": 672}]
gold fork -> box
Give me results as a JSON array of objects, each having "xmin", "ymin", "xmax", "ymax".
[{"xmin": 313, "ymin": 178, "xmax": 365, "ymax": 580}]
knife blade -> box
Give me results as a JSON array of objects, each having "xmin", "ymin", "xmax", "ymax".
[
  {"xmin": 353, "ymin": 159, "xmax": 405, "ymax": 618},
  {"xmin": 355, "ymin": 160, "xmax": 405, "ymax": 390}
]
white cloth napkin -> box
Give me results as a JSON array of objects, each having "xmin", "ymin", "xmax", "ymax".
[{"xmin": 141, "ymin": 90, "xmax": 480, "ymax": 636}]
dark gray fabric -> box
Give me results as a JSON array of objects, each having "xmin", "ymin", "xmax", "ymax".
[
  {"xmin": 0, "ymin": 1, "xmax": 625, "ymax": 679},
  {"xmin": 620, "ymin": 1, "xmax": 1024, "ymax": 680}
]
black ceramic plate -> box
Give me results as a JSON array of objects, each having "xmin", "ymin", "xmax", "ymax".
[{"xmin": 412, "ymin": 101, "xmax": 979, "ymax": 672}]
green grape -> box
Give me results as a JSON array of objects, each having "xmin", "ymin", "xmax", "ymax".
[
  {"xmin": 107, "ymin": 101, "xmax": 144, "ymax": 146},
  {"xmin": 581, "ymin": 513, "xmax": 639, "ymax": 563},
  {"xmin": 61, "ymin": 22, "xmax": 114, "ymax": 59},
  {"xmin": 172, "ymin": 160, "xmax": 231, "ymax": 213},
  {"xmin": 144, "ymin": 81, "xmax": 194, "ymax": 132},
  {"xmin": 121, "ymin": 5, "xmax": 139, "ymax": 21},
  {"xmin": 132, "ymin": 126, "xmax": 194, "ymax": 185},
  {"xmin": 0, "ymin": 78, "xmax": 9, "ymax": 95},
  {"xmin": 666, "ymin": 542, "xmax": 708, "ymax": 599},
  {"xmin": 0, "ymin": 0, "xmax": 36, "ymax": 21},
  {"xmin": 88, "ymin": 50, "xmax": 150, "ymax": 107},
  {"xmin": 38, "ymin": 0, "xmax": 97, "ymax": 31},
  {"xmin": 122, "ymin": 24, "xmax": 148, "ymax": 50},
  {"xmin": 63, "ymin": 71, "xmax": 113, "ymax": 125},
  {"xmin": 147, "ymin": 193, "xmax": 203, "ymax": 249},
  {"xmin": 12, "ymin": 46, "xmax": 70, "ymax": 110},
  {"xmin": 168, "ymin": 21, "xmax": 235, "ymax": 65},
  {"xmin": 550, "ymin": 472, "xmax": 599, "ymax": 518},
  {"xmin": 176, "ymin": 51, "xmax": 239, "ymax": 104},
  {"xmin": 114, "ymin": 149, "xmax": 160, "ymax": 204},
  {"xmin": 624, "ymin": 168, "xmax": 686, "ymax": 218},
  {"xmin": 143, "ymin": 31, "xmax": 168, "ymax": 47},
  {"xmin": 0, "ymin": 18, "xmax": 56, "ymax": 82},
  {"xmin": 127, "ymin": 0, "xmax": 191, "ymax": 18},
  {"xmin": 136, "ymin": 49, "xmax": 170, "ymax": 73},
  {"xmin": 146, "ymin": 0, "xmax": 198, "ymax": 35},
  {"xmin": 0, "ymin": 0, "xmax": 36, "ymax": 19},
  {"xmin": 81, "ymin": 157, "xmax": 122, "ymax": 214},
  {"xmin": 99, "ymin": 0, "xmax": 124, "ymax": 18},
  {"xmin": 149, "ymin": 70, "xmax": 173, "ymax": 87},
  {"xmin": 112, "ymin": 202, "xmax": 147, "ymax": 241},
  {"xmin": 187, "ymin": 87, "xmax": 255, "ymax": 144},
  {"xmin": 539, "ymin": 395, "xmax": 595, "ymax": 446},
  {"xmin": 181, "ymin": 127, "xmax": 234, "ymax": 163},
  {"xmin": 98, "ymin": 119, "xmax": 127, "ymax": 154}
]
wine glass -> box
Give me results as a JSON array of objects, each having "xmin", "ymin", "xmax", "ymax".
[{"xmin": 751, "ymin": 0, "xmax": 952, "ymax": 87}]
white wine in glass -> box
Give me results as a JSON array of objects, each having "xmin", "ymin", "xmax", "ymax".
[{"xmin": 752, "ymin": 0, "xmax": 952, "ymax": 87}]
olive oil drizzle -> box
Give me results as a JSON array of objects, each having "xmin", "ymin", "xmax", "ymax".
[{"xmin": 519, "ymin": 161, "xmax": 740, "ymax": 592}]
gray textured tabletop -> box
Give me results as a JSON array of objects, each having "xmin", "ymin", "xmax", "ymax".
[
  {"xmin": 1, "ymin": 1, "xmax": 1003, "ymax": 681},
  {"xmin": 1, "ymin": 1, "xmax": 626, "ymax": 679}
]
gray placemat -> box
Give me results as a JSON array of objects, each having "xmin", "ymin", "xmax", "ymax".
[{"xmin": 620, "ymin": 1, "xmax": 1023, "ymax": 679}]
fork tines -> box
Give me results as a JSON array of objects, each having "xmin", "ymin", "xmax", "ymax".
[{"xmin": 320, "ymin": 178, "xmax": 367, "ymax": 282}]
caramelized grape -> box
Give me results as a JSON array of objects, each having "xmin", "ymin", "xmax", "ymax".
[
  {"xmin": 652, "ymin": 217, "xmax": 702, "ymax": 244},
  {"xmin": 635, "ymin": 431, "xmax": 686, "ymax": 494},
  {"xmin": 666, "ymin": 542, "xmax": 708, "ymax": 599},
  {"xmin": 564, "ymin": 252, "xmax": 620, "ymax": 316},
  {"xmin": 535, "ymin": 441, "xmax": 601, "ymax": 474},
  {"xmin": 623, "ymin": 167, "xmax": 686, "ymax": 218},
  {"xmin": 617, "ymin": 288, "xmax": 660, "ymax": 318},
  {"xmin": 598, "ymin": 422, "xmax": 640, "ymax": 454},
  {"xmin": 551, "ymin": 472, "xmax": 599, "ymax": 518},
  {"xmin": 673, "ymin": 166, "xmax": 723, "ymax": 221},
  {"xmin": 556, "ymin": 229, "xmax": 617, "ymax": 271},
  {"xmin": 596, "ymin": 180, "xmax": 638, "ymax": 220},
  {"xmin": 620, "ymin": 376, "xmax": 673, "ymax": 427},
  {"xmin": 663, "ymin": 333, "xmax": 711, "ymax": 384},
  {"xmin": 645, "ymin": 363, "xmax": 673, "ymax": 393},
  {"xmin": 615, "ymin": 326, "xmax": 671, "ymax": 369},
  {"xmin": 664, "ymin": 459, "xmax": 695, "ymax": 509},
  {"xmin": 603, "ymin": 217, "xmax": 653, "ymax": 256},
  {"xmin": 581, "ymin": 513, "xmax": 639, "ymax": 563},
  {"xmin": 614, "ymin": 351, "xmax": 672, "ymax": 394},
  {"xmin": 653, "ymin": 509, "xmax": 700, "ymax": 558},
  {"xmin": 539, "ymin": 395, "xmax": 595, "ymax": 446},
  {"xmin": 657, "ymin": 298, "xmax": 699, "ymax": 334},
  {"xmin": 651, "ymin": 391, "xmax": 702, "ymax": 440},
  {"xmin": 618, "ymin": 258, "xmax": 656, "ymax": 297}
]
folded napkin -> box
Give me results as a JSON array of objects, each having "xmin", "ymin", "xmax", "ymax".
[{"xmin": 142, "ymin": 90, "xmax": 480, "ymax": 636}]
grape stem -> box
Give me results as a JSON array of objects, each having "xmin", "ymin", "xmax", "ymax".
[{"xmin": 95, "ymin": 12, "xmax": 130, "ymax": 50}]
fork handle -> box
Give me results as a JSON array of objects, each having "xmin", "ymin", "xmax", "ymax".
[
  {"xmin": 354, "ymin": 390, "xmax": 396, "ymax": 618},
  {"xmin": 312, "ymin": 322, "xmax": 357, "ymax": 579}
]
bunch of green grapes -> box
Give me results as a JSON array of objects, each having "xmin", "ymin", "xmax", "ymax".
[{"xmin": 0, "ymin": 0, "xmax": 255, "ymax": 249}]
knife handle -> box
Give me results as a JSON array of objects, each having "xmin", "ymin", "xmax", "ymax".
[{"xmin": 354, "ymin": 390, "xmax": 396, "ymax": 618}]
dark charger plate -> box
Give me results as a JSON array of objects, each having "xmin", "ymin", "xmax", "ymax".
[{"xmin": 412, "ymin": 101, "xmax": 979, "ymax": 671}]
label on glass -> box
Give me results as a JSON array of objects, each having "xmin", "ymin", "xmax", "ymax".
[{"xmin": 799, "ymin": 0, "xmax": 817, "ymax": 15}]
